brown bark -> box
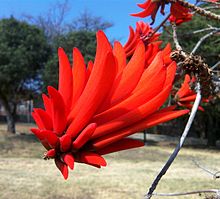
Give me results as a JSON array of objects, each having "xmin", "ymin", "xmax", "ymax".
[{"xmin": 0, "ymin": 94, "xmax": 16, "ymax": 134}]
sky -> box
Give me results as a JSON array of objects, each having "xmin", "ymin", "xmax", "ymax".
[{"xmin": 0, "ymin": 0, "xmax": 165, "ymax": 44}]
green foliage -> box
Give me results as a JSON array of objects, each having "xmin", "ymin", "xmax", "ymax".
[
  {"xmin": 43, "ymin": 31, "xmax": 96, "ymax": 90},
  {"xmin": 0, "ymin": 17, "xmax": 50, "ymax": 97}
]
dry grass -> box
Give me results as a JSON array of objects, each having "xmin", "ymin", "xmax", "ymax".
[{"xmin": 0, "ymin": 123, "xmax": 220, "ymax": 199}]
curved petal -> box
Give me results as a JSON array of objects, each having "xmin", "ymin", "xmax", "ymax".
[
  {"xmin": 61, "ymin": 153, "xmax": 75, "ymax": 170},
  {"xmin": 32, "ymin": 108, "xmax": 53, "ymax": 131},
  {"xmin": 55, "ymin": 158, "xmax": 69, "ymax": 180},
  {"xmin": 48, "ymin": 86, "xmax": 67, "ymax": 135},
  {"xmin": 92, "ymin": 109, "xmax": 189, "ymax": 149},
  {"xmin": 97, "ymin": 138, "xmax": 144, "ymax": 155},
  {"xmin": 107, "ymin": 41, "xmax": 145, "ymax": 106},
  {"xmin": 113, "ymin": 41, "xmax": 127, "ymax": 75},
  {"xmin": 66, "ymin": 49, "xmax": 117, "ymax": 138},
  {"xmin": 42, "ymin": 94, "xmax": 52, "ymax": 116},
  {"xmin": 79, "ymin": 152, "xmax": 107, "ymax": 167},
  {"xmin": 92, "ymin": 85, "xmax": 172, "ymax": 139},
  {"xmin": 30, "ymin": 128, "xmax": 50, "ymax": 150},
  {"xmin": 71, "ymin": 48, "xmax": 87, "ymax": 109},
  {"xmin": 58, "ymin": 48, "xmax": 73, "ymax": 114},
  {"xmin": 72, "ymin": 123, "xmax": 97, "ymax": 150},
  {"xmin": 92, "ymin": 56, "xmax": 166, "ymax": 125}
]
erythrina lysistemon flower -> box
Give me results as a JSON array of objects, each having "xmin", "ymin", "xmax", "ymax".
[
  {"xmin": 31, "ymin": 30, "xmax": 189, "ymax": 179},
  {"xmin": 123, "ymin": 21, "xmax": 160, "ymax": 57},
  {"xmin": 123, "ymin": 21, "xmax": 172, "ymax": 66},
  {"xmin": 131, "ymin": 0, "xmax": 192, "ymax": 24},
  {"xmin": 174, "ymin": 74, "xmax": 208, "ymax": 111}
]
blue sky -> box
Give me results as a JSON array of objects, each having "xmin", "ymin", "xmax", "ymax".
[{"xmin": 0, "ymin": 0, "xmax": 165, "ymax": 44}]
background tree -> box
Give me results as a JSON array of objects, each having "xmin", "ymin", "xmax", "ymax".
[
  {"xmin": 0, "ymin": 17, "xmax": 50, "ymax": 133},
  {"xmin": 68, "ymin": 9, "xmax": 113, "ymax": 32}
]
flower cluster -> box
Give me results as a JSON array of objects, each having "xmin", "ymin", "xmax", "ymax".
[
  {"xmin": 175, "ymin": 74, "xmax": 209, "ymax": 111},
  {"xmin": 31, "ymin": 31, "xmax": 189, "ymax": 179},
  {"xmin": 131, "ymin": 0, "xmax": 193, "ymax": 25}
]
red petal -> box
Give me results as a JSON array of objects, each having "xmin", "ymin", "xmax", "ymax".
[
  {"xmin": 48, "ymin": 86, "xmax": 67, "ymax": 136},
  {"xmin": 71, "ymin": 48, "xmax": 87, "ymax": 108},
  {"xmin": 92, "ymin": 55, "xmax": 166, "ymax": 125},
  {"xmin": 58, "ymin": 48, "xmax": 73, "ymax": 114},
  {"xmin": 113, "ymin": 41, "xmax": 126, "ymax": 75},
  {"xmin": 133, "ymin": 52, "xmax": 164, "ymax": 93},
  {"xmin": 41, "ymin": 129, "xmax": 59, "ymax": 148},
  {"xmin": 92, "ymin": 85, "xmax": 172, "ymax": 139},
  {"xmin": 45, "ymin": 149, "xmax": 56, "ymax": 158},
  {"xmin": 60, "ymin": 134, "xmax": 72, "ymax": 152},
  {"xmin": 86, "ymin": 60, "xmax": 93, "ymax": 82},
  {"xmin": 30, "ymin": 128, "xmax": 50, "ymax": 150},
  {"xmin": 79, "ymin": 151, "xmax": 107, "ymax": 167},
  {"xmin": 124, "ymin": 26, "xmax": 135, "ymax": 51},
  {"xmin": 179, "ymin": 95, "xmax": 196, "ymax": 102},
  {"xmin": 55, "ymin": 158, "xmax": 69, "ymax": 180},
  {"xmin": 42, "ymin": 94, "xmax": 52, "ymax": 116},
  {"xmin": 32, "ymin": 112, "xmax": 45, "ymax": 130},
  {"xmin": 66, "ymin": 49, "xmax": 117, "ymax": 138},
  {"xmin": 138, "ymin": 0, "xmax": 150, "ymax": 9},
  {"xmin": 97, "ymin": 138, "xmax": 144, "ymax": 155},
  {"xmin": 164, "ymin": 61, "xmax": 177, "ymax": 86},
  {"xmin": 72, "ymin": 123, "xmax": 97, "ymax": 150},
  {"xmin": 32, "ymin": 108, "xmax": 53, "ymax": 130},
  {"xmin": 131, "ymin": 2, "xmax": 157, "ymax": 18},
  {"xmin": 61, "ymin": 153, "xmax": 75, "ymax": 170},
  {"xmin": 105, "ymin": 41, "xmax": 145, "ymax": 108},
  {"xmin": 92, "ymin": 109, "xmax": 189, "ymax": 149}
]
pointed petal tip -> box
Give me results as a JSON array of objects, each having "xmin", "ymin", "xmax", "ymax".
[{"xmin": 62, "ymin": 153, "xmax": 75, "ymax": 170}]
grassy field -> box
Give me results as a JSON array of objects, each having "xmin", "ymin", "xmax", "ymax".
[{"xmin": 0, "ymin": 123, "xmax": 220, "ymax": 199}]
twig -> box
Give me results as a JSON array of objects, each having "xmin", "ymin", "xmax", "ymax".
[
  {"xmin": 171, "ymin": 23, "xmax": 182, "ymax": 51},
  {"xmin": 153, "ymin": 189, "xmax": 220, "ymax": 197},
  {"xmin": 193, "ymin": 26, "xmax": 218, "ymax": 34},
  {"xmin": 145, "ymin": 83, "xmax": 202, "ymax": 199},
  {"xmin": 193, "ymin": 159, "xmax": 220, "ymax": 179},
  {"xmin": 211, "ymin": 61, "xmax": 220, "ymax": 70},
  {"xmin": 191, "ymin": 29, "xmax": 220, "ymax": 54},
  {"xmin": 142, "ymin": 14, "xmax": 171, "ymax": 41}
]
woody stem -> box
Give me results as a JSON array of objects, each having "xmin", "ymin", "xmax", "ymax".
[{"xmin": 145, "ymin": 82, "xmax": 202, "ymax": 199}]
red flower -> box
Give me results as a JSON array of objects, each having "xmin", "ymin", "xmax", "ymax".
[
  {"xmin": 169, "ymin": 2, "xmax": 193, "ymax": 25},
  {"xmin": 123, "ymin": 21, "xmax": 172, "ymax": 67},
  {"xmin": 124, "ymin": 21, "xmax": 160, "ymax": 57},
  {"xmin": 131, "ymin": 0, "xmax": 192, "ymax": 24},
  {"xmin": 175, "ymin": 74, "xmax": 208, "ymax": 111},
  {"xmin": 31, "ymin": 31, "xmax": 189, "ymax": 179}
]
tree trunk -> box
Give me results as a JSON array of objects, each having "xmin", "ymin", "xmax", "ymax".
[
  {"xmin": 6, "ymin": 110, "xmax": 16, "ymax": 133},
  {"xmin": 0, "ymin": 94, "xmax": 16, "ymax": 134}
]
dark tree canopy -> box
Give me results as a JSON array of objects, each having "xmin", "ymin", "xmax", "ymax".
[{"xmin": 0, "ymin": 17, "xmax": 50, "ymax": 133}]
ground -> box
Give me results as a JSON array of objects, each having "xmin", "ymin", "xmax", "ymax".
[{"xmin": 0, "ymin": 123, "xmax": 219, "ymax": 199}]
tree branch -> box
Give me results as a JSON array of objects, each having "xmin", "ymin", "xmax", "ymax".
[
  {"xmin": 211, "ymin": 61, "xmax": 220, "ymax": 70},
  {"xmin": 153, "ymin": 189, "xmax": 220, "ymax": 197},
  {"xmin": 191, "ymin": 29, "xmax": 220, "ymax": 54},
  {"xmin": 193, "ymin": 159, "xmax": 220, "ymax": 179},
  {"xmin": 171, "ymin": 23, "xmax": 182, "ymax": 51},
  {"xmin": 145, "ymin": 83, "xmax": 202, "ymax": 199}
]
